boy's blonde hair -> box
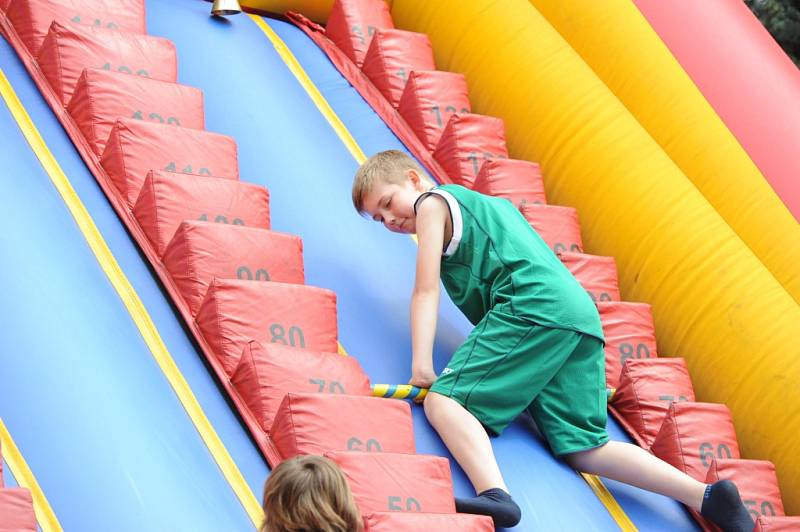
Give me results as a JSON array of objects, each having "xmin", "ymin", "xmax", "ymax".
[
  {"xmin": 352, "ymin": 150, "xmax": 425, "ymax": 214},
  {"xmin": 260, "ymin": 455, "xmax": 363, "ymax": 532}
]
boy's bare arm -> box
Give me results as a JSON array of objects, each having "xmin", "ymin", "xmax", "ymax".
[{"xmin": 409, "ymin": 195, "xmax": 448, "ymax": 388}]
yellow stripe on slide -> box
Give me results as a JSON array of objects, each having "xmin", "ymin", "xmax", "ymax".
[{"xmin": 0, "ymin": 68, "xmax": 263, "ymax": 526}]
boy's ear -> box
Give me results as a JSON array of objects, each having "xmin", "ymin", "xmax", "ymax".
[{"xmin": 406, "ymin": 168, "xmax": 423, "ymax": 189}]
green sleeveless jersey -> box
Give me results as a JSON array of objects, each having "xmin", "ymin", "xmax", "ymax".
[{"xmin": 416, "ymin": 184, "xmax": 604, "ymax": 341}]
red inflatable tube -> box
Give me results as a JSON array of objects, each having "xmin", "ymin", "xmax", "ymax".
[
  {"xmin": 597, "ymin": 301, "xmax": 658, "ymax": 389},
  {"xmin": 5, "ymin": 0, "xmax": 146, "ymax": 55},
  {"xmin": 37, "ymin": 21, "xmax": 176, "ymax": 105},
  {"xmin": 325, "ymin": 0, "xmax": 393, "ymax": 69},
  {"xmin": 231, "ymin": 341, "xmax": 372, "ymax": 433},
  {"xmin": 519, "ymin": 203, "xmax": 583, "ymax": 254},
  {"xmin": 325, "ymin": 451, "xmax": 455, "ymax": 515},
  {"xmin": 613, "ymin": 358, "xmax": 695, "ymax": 446},
  {"xmin": 397, "ymin": 70, "xmax": 471, "ymax": 152},
  {"xmin": 270, "ymin": 394, "xmax": 415, "ymax": 463},
  {"xmin": 650, "ymin": 402, "xmax": 740, "ymax": 481},
  {"xmin": 132, "ymin": 170, "xmax": 267, "ymax": 257},
  {"xmin": 195, "ymin": 279, "xmax": 338, "ymax": 375},
  {"xmin": 705, "ymin": 459, "xmax": 785, "ymax": 519},
  {"xmin": 473, "ymin": 158, "xmax": 546, "ymax": 208},
  {"xmin": 0, "ymin": 488, "xmax": 37, "ymax": 531},
  {"xmin": 432, "ymin": 113, "xmax": 509, "ymax": 188},
  {"xmin": 67, "ymin": 68, "xmax": 204, "ymax": 155},
  {"xmin": 558, "ymin": 251, "xmax": 621, "ymax": 303},
  {"xmin": 364, "ymin": 512, "xmax": 493, "ymax": 531},
  {"xmin": 0, "ymin": 0, "xmax": 9, "ymax": 11},
  {"xmin": 754, "ymin": 516, "xmax": 800, "ymax": 531},
  {"xmin": 101, "ymin": 118, "xmax": 238, "ymax": 208},
  {"xmin": 361, "ymin": 28, "xmax": 435, "ymax": 108}
]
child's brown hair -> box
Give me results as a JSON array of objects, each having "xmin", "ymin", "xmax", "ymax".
[
  {"xmin": 260, "ymin": 455, "xmax": 363, "ymax": 532},
  {"xmin": 352, "ymin": 150, "xmax": 426, "ymax": 214}
]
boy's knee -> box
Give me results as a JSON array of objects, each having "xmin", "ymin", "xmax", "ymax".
[{"xmin": 423, "ymin": 391, "xmax": 447, "ymax": 422}]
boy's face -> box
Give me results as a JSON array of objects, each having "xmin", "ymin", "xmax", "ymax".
[{"xmin": 361, "ymin": 169, "xmax": 428, "ymax": 234}]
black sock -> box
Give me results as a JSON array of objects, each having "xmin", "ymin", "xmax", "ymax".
[
  {"xmin": 455, "ymin": 487, "xmax": 521, "ymax": 528},
  {"xmin": 700, "ymin": 480, "xmax": 755, "ymax": 532}
]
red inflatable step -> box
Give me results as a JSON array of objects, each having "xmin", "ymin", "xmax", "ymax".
[
  {"xmin": 754, "ymin": 516, "xmax": 800, "ymax": 531},
  {"xmin": 650, "ymin": 402, "xmax": 740, "ymax": 481},
  {"xmin": 397, "ymin": 70, "xmax": 471, "ymax": 152},
  {"xmin": 271, "ymin": 394, "xmax": 414, "ymax": 462},
  {"xmin": 325, "ymin": 0, "xmax": 394, "ymax": 68},
  {"xmin": 196, "ymin": 279, "xmax": 338, "ymax": 375},
  {"xmin": 0, "ymin": 488, "xmax": 37, "ymax": 531},
  {"xmin": 326, "ymin": 451, "xmax": 455, "ymax": 515},
  {"xmin": 597, "ymin": 301, "xmax": 658, "ymax": 389},
  {"xmin": 364, "ymin": 512, "xmax": 493, "ymax": 531},
  {"xmin": 37, "ymin": 21, "xmax": 176, "ymax": 105},
  {"xmin": 5, "ymin": 0, "xmax": 146, "ymax": 55},
  {"xmin": 432, "ymin": 113, "xmax": 508, "ymax": 187},
  {"xmin": 361, "ymin": 28, "xmax": 435, "ymax": 108},
  {"xmin": 163, "ymin": 221, "xmax": 303, "ymax": 316},
  {"xmin": 559, "ymin": 252, "xmax": 621, "ymax": 303},
  {"xmin": 232, "ymin": 341, "xmax": 371, "ymax": 433},
  {"xmin": 705, "ymin": 459, "xmax": 785, "ymax": 519},
  {"xmin": 67, "ymin": 68, "xmax": 204, "ymax": 155},
  {"xmin": 613, "ymin": 358, "xmax": 695, "ymax": 446},
  {"xmin": 101, "ymin": 118, "xmax": 238, "ymax": 208},
  {"xmin": 520, "ymin": 203, "xmax": 583, "ymax": 254},
  {"xmin": 473, "ymin": 158, "xmax": 546, "ymax": 208}
]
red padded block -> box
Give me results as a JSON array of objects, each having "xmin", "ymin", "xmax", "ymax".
[
  {"xmin": 650, "ymin": 402, "xmax": 740, "ymax": 481},
  {"xmin": 5, "ymin": 0, "xmax": 146, "ymax": 55},
  {"xmin": 705, "ymin": 459, "xmax": 785, "ymax": 519},
  {"xmin": 325, "ymin": 0, "xmax": 394, "ymax": 68},
  {"xmin": 361, "ymin": 29, "xmax": 435, "ymax": 108},
  {"xmin": 364, "ymin": 512, "xmax": 493, "ymax": 531},
  {"xmin": 196, "ymin": 280, "xmax": 338, "ymax": 375},
  {"xmin": 163, "ymin": 221, "xmax": 303, "ymax": 316},
  {"xmin": 37, "ymin": 21, "xmax": 176, "ymax": 105},
  {"xmin": 0, "ymin": 488, "xmax": 37, "ymax": 531},
  {"xmin": 397, "ymin": 70, "xmax": 470, "ymax": 152},
  {"xmin": 755, "ymin": 516, "xmax": 800, "ymax": 531},
  {"xmin": 597, "ymin": 301, "xmax": 658, "ymax": 389},
  {"xmin": 520, "ymin": 203, "xmax": 583, "ymax": 254},
  {"xmin": 473, "ymin": 158, "xmax": 546, "ymax": 208},
  {"xmin": 67, "ymin": 68, "xmax": 204, "ymax": 155},
  {"xmin": 272, "ymin": 394, "xmax": 414, "ymax": 459},
  {"xmin": 133, "ymin": 171, "xmax": 267, "ymax": 257},
  {"xmin": 432, "ymin": 113, "xmax": 508, "ymax": 187},
  {"xmin": 232, "ymin": 342, "xmax": 371, "ymax": 433},
  {"xmin": 559, "ymin": 252, "xmax": 621, "ymax": 303},
  {"xmin": 101, "ymin": 118, "xmax": 238, "ymax": 208},
  {"xmin": 614, "ymin": 358, "xmax": 695, "ymax": 446},
  {"xmin": 326, "ymin": 451, "xmax": 455, "ymax": 515}
]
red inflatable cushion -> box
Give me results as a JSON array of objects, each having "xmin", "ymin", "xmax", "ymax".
[
  {"xmin": 472, "ymin": 158, "xmax": 546, "ymax": 208},
  {"xmin": 271, "ymin": 394, "xmax": 414, "ymax": 461},
  {"xmin": 361, "ymin": 29, "xmax": 435, "ymax": 108},
  {"xmin": 5, "ymin": 0, "xmax": 146, "ymax": 55},
  {"xmin": 132, "ymin": 170, "xmax": 267, "ymax": 257},
  {"xmin": 613, "ymin": 358, "xmax": 695, "ymax": 446},
  {"xmin": 597, "ymin": 301, "xmax": 658, "ymax": 389},
  {"xmin": 650, "ymin": 402, "xmax": 740, "ymax": 481},
  {"xmin": 520, "ymin": 204, "xmax": 583, "ymax": 254},
  {"xmin": 559, "ymin": 252, "xmax": 621, "ymax": 303},
  {"xmin": 67, "ymin": 68, "xmax": 204, "ymax": 155},
  {"xmin": 196, "ymin": 279, "xmax": 338, "ymax": 375},
  {"xmin": 326, "ymin": 451, "xmax": 455, "ymax": 515},
  {"xmin": 432, "ymin": 113, "xmax": 508, "ymax": 187},
  {"xmin": 232, "ymin": 341, "xmax": 371, "ymax": 433},
  {"xmin": 705, "ymin": 459, "xmax": 785, "ymax": 519},
  {"xmin": 325, "ymin": 0, "xmax": 394, "ymax": 68},
  {"xmin": 37, "ymin": 21, "xmax": 176, "ymax": 105},
  {"xmin": 397, "ymin": 70, "xmax": 471, "ymax": 152},
  {"xmin": 0, "ymin": 488, "xmax": 37, "ymax": 531},
  {"xmin": 101, "ymin": 118, "xmax": 238, "ymax": 208},
  {"xmin": 754, "ymin": 516, "xmax": 800, "ymax": 531},
  {"xmin": 163, "ymin": 221, "xmax": 303, "ymax": 316},
  {"xmin": 364, "ymin": 512, "xmax": 493, "ymax": 531}
]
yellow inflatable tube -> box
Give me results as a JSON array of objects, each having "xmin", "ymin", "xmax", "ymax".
[{"xmin": 528, "ymin": 0, "xmax": 800, "ymax": 306}]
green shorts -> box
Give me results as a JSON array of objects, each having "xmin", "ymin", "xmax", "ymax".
[{"xmin": 430, "ymin": 309, "xmax": 609, "ymax": 456}]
